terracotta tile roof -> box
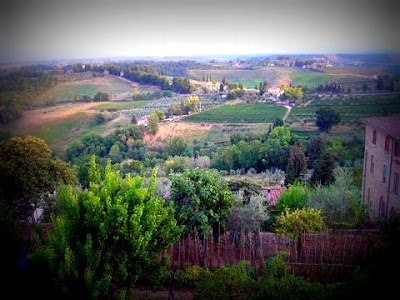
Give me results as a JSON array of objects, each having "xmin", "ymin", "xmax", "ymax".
[
  {"xmin": 361, "ymin": 115, "xmax": 400, "ymax": 141},
  {"xmin": 261, "ymin": 187, "xmax": 284, "ymax": 207}
]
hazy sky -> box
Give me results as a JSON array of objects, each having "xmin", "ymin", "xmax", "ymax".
[{"xmin": 1, "ymin": 0, "xmax": 399, "ymax": 60}]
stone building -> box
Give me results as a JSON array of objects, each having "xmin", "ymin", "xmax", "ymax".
[{"xmin": 361, "ymin": 115, "xmax": 400, "ymax": 219}]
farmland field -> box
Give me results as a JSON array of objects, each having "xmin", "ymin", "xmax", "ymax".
[
  {"xmin": 184, "ymin": 104, "xmax": 286, "ymax": 123},
  {"xmin": 187, "ymin": 67, "xmax": 289, "ymax": 88},
  {"xmin": 94, "ymin": 100, "xmax": 148, "ymax": 111},
  {"xmin": 36, "ymin": 75, "xmax": 137, "ymax": 105},
  {"xmin": 288, "ymin": 96, "xmax": 400, "ymax": 123},
  {"xmin": 289, "ymin": 71, "xmax": 335, "ymax": 87}
]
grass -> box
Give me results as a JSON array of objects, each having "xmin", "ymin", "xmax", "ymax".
[
  {"xmin": 94, "ymin": 100, "xmax": 148, "ymax": 111},
  {"xmin": 21, "ymin": 112, "xmax": 111, "ymax": 156},
  {"xmin": 288, "ymin": 96, "xmax": 400, "ymax": 123},
  {"xmin": 187, "ymin": 67, "xmax": 288, "ymax": 87},
  {"xmin": 184, "ymin": 104, "xmax": 286, "ymax": 123},
  {"xmin": 37, "ymin": 76, "xmax": 134, "ymax": 104},
  {"xmin": 289, "ymin": 71, "xmax": 335, "ymax": 88}
]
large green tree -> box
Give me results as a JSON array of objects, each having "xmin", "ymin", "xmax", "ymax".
[
  {"xmin": 315, "ymin": 107, "xmax": 341, "ymax": 132},
  {"xmin": 169, "ymin": 168, "xmax": 233, "ymax": 239},
  {"xmin": 311, "ymin": 151, "xmax": 335, "ymax": 185},
  {"xmin": 0, "ymin": 136, "xmax": 76, "ymax": 220},
  {"xmin": 37, "ymin": 156, "xmax": 181, "ymax": 298},
  {"xmin": 285, "ymin": 142, "xmax": 307, "ymax": 186}
]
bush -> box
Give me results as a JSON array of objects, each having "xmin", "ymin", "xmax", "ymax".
[
  {"xmin": 276, "ymin": 182, "xmax": 308, "ymax": 213},
  {"xmin": 164, "ymin": 156, "xmax": 189, "ymax": 175}
]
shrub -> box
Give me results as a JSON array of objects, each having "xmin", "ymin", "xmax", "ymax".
[{"xmin": 276, "ymin": 182, "xmax": 308, "ymax": 213}]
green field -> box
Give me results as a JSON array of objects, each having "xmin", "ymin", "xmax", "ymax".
[
  {"xmin": 289, "ymin": 71, "xmax": 335, "ymax": 88},
  {"xmin": 187, "ymin": 67, "xmax": 288, "ymax": 88},
  {"xmin": 288, "ymin": 97, "xmax": 400, "ymax": 123},
  {"xmin": 22, "ymin": 112, "xmax": 108, "ymax": 155},
  {"xmin": 37, "ymin": 76, "xmax": 135, "ymax": 104},
  {"xmin": 184, "ymin": 104, "xmax": 286, "ymax": 123},
  {"xmin": 94, "ymin": 100, "xmax": 148, "ymax": 111}
]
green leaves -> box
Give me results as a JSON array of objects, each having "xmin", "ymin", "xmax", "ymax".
[
  {"xmin": 40, "ymin": 155, "xmax": 181, "ymax": 298},
  {"xmin": 169, "ymin": 168, "xmax": 233, "ymax": 238},
  {"xmin": 275, "ymin": 207, "xmax": 325, "ymax": 239}
]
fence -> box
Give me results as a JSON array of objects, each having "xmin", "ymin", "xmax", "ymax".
[{"xmin": 169, "ymin": 229, "xmax": 380, "ymax": 282}]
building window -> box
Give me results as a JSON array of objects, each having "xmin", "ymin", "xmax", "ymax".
[
  {"xmin": 385, "ymin": 136, "xmax": 390, "ymax": 152},
  {"xmin": 379, "ymin": 196, "xmax": 385, "ymax": 218},
  {"xmin": 370, "ymin": 155, "xmax": 374, "ymax": 173},
  {"xmin": 383, "ymin": 164, "xmax": 388, "ymax": 183},
  {"xmin": 394, "ymin": 172, "xmax": 399, "ymax": 196},
  {"xmin": 395, "ymin": 141, "xmax": 400, "ymax": 157},
  {"xmin": 372, "ymin": 130, "xmax": 377, "ymax": 144}
]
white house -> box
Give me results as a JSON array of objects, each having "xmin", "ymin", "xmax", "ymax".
[
  {"xmin": 137, "ymin": 116, "xmax": 148, "ymax": 127},
  {"xmin": 267, "ymin": 86, "xmax": 284, "ymax": 98}
]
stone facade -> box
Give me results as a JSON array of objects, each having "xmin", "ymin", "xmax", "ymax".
[{"xmin": 361, "ymin": 116, "xmax": 400, "ymax": 219}]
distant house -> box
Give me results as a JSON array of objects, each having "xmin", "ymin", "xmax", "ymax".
[
  {"xmin": 261, "ymin": 187, "xmax": 284, "ymax": 207},
  {"xmin": 361, "ymin": 115, "xmax": 400, "ymax": 219},
  {"xmin": 267, "ymin": 86, "xmax": 284, "ymax": 98},
  {"xmin": 137, "ymin": 116, "xmax": 148, "ymax": 127}
]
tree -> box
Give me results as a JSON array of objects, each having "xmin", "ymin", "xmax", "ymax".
[
  {"xmin": 273, "ymin": 118, "xmax": 284, "ymax": 128},
  {"xmin": 220, "ymin": 83, "xmax": 224, "ymax": 92},
  {"xmin": 268, "ymin": 126, "xmax": 291, "ymax": 147},
  {"xmin": 0, "ymin": 136, "xmax": 76, "ymax": 220},
  {"xmin": 36, "ymin": 156, "xmax": 181, "ymax": 298},
  {"xmin": 285, "ymin": 142, "xmax": 307, "ymax": 186},
  {"xmin": 187, "ymin": 95, "xmax": 200, "ymax": 112},
  {"xmin": 315, "ymin": 107, "xmax": 341, "ymax": 132},
  {"xmin": 275, "ymin": 208, "xmax": 324, "ymax": 260},
  {"xmin": 165, "ymin": 136, "xmax": 187, "ymax": 156},
  {"xmin": 377, "ymin": 76, "xmax": 384, "ymax": 91},
  {"xmin": 311, "ymin": 151, "xmax": 335, "ymax": 185},
  {"xmin": 93, "ymin": 92, "xmax": 110, "ymax": 101},
  {"xmin": 307, "ymin": 168, "xmax": 368, "ymax": 228},
  {"xmin": 148, "ymin": 112, "xmax": 159, "ymax": 134},
  {"xmin": 169, "ymin": 168, "xmax": 233, "ymax": 240},
  {"xmin": 164, "ymin": 156, "xmax": 189, "ymax": 175}
]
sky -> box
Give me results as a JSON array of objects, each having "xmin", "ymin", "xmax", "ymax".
[{"xmin": 1, "ymin": 0, "xmax": 399, "ymax": 61}]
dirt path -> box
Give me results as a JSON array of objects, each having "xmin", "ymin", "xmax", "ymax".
[{"xmin": 283, "ymin": 105, "xmax": 292, "ymax": 121}]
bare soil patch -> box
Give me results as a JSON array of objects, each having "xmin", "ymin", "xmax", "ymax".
[{"xmin": 143, "ymin": 122, "xmax": 213, "ymax": 146}]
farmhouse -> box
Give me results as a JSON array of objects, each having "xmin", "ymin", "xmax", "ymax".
[
  {"xmin": 267, "ymin": 86, "xmax": 284, "ymax": 98},
  {"xmin": 361, "ymin": 115, "xmax": 400, "ymax": 219},
  {"xmin": 137, "ymin": 116, "xmax": 149, "ymax": 127}
]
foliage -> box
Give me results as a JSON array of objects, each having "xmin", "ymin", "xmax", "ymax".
[
  {"xmin": 282, "ymin": 85, "xmax": 304, "ymax": 100},
  {"xmin": 171, "ymin": 77, "xmax": 192, "ymax": 94},
  {"xmin": 273, "ymin": 118, "xmax": 284, "ymax": 127},
  {"xmin": 165, "ymin": 136, "xmax": 188, "ymax": 157},
  {"xmin": 93, "ymin": 91, "xmax": 110, "ymax": 101},
  {"xmin": 275, "ymin": 208, "xmax": 325, "ymax": 239},
  {"xmin": 227, "ymin": 192, "xmax": 269, "ymax": 235},
  {"xmin": 193, "ymin": 261, "xmax": 258, "ymax": 300},
  {"xmin": 315, "ymin": 107, "xmax": 341, "ymax": 132},
  {"xmin": 276, "ymin": 182, "xmax": 308, "ymax": 213},
  {"xmin": 307, "ymin": 168, "xmax": 368, "ymax": 228},
  {"xmin": 0, "ymin": 136, "xmax": 76, "ymax": 220},
  {"xmin": 311, "ymin": 151, "xmax": 336, "ymax": 185},
  {"xmin": 227, "ymin": 178, "xmax": 262, "ymax": 203},
  {"xmin": 187, "ymin": 95, "xmax": 199, "ymax": 112},
  {"xmin": 36, "ymin": 156, "xmax": 181, "ymax": 298},
  {"xmin": 148, "ymin": 112, "xmax": 160, "ymax": 134},
  {"xmin": 268, "ymin": 126, "xmax": 291, "ymax": 147},
  {"xmin": 169, "ymin": 168, "xmax": 233, "ymax": 238},
  {"xmin": 120, "ymin": 159, "xmax": 145, "ymax": 177},
  {"xmin": 285, "ymin": 142, "xmax": 307, "ymax": 186},
  {"xmin": 164, "ymin": 156, "xmax": 189, "ymax": 175}
]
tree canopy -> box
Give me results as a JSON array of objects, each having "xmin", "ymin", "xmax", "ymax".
[
  {"xmin": 315, "ymin": 107, "xmax": 341, "ymax": 132},
  {"xmin": 0, "ymin": 136, "xmax": 76, "ymax": 220},
  {"xmin": 37, "ymin": 156, "xmax": 181, "ymax": 298},
  {"xmin": 169, "ymin": 168, "xmax": 233, "ymax": 238}
]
